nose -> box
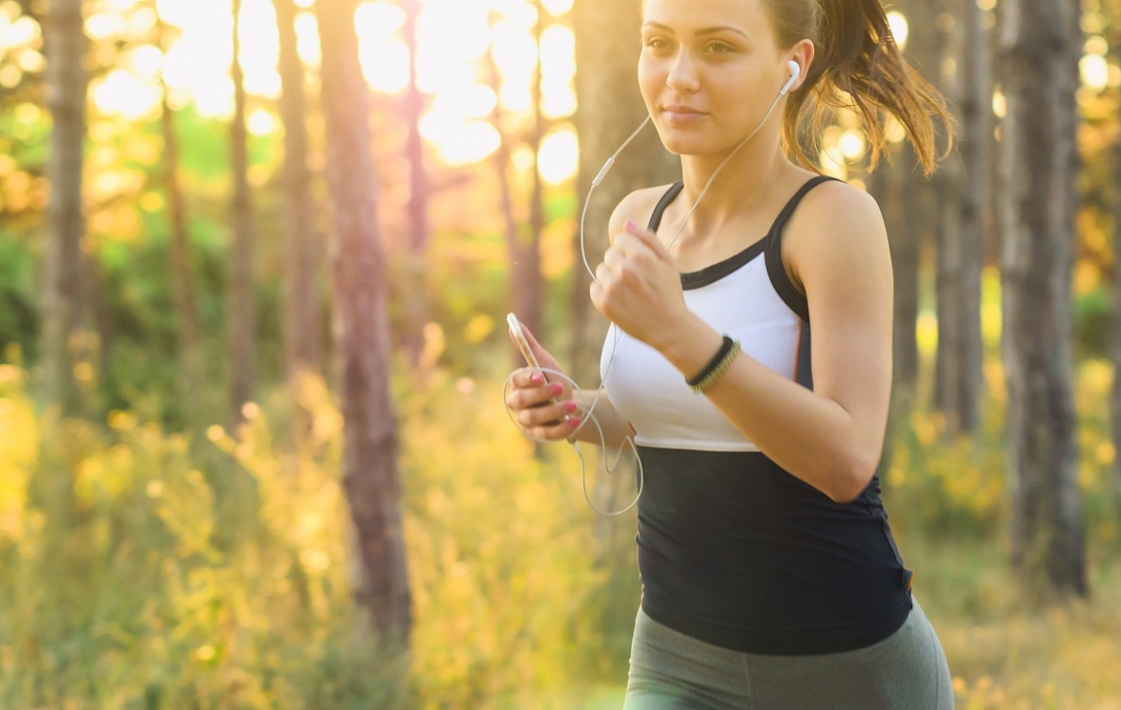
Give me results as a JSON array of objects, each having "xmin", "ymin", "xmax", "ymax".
[{"xmin": 665, "ymin": 49, "xmax": 700, "ymax": 93}]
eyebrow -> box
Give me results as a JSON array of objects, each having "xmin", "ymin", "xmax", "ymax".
[{"xmin": 642, "ymin": 22, "xmax": 750, "ymax": 39}]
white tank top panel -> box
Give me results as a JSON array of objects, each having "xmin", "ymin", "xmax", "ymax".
[{"xmin": 599, "ymin": 177, "xmax": 834, "ymax": 452}]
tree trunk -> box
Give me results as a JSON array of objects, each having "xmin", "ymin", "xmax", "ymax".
[
  {"xmin": 998, "ymin": 0, "xmax": 1086, "ymax": 597},
  {"xmin": 401, "ymin": 0, "xmax": 430, "ymax": 366},
  {"xmin": 515, "ymin": 1, "xmax": 547, "ymax": 340},
  {"xmin": 274, "ymin": 0, "xmax": 323, "ymax": 384},
  {"xmin": 570, "ymin": 0, "xmax": 678, "ymax": 384},
  {"xmin": 158, "ymin": 14, "xmax": 203, "ymax": 411},
  {"xmin": 481, "ymin": 32, "xmax": 543, "ymax": 368},
  {"xmin": 933, "ymin": 0, "xmax": 987, "ymax": 435},
  {"xmin": 892, "ymin": 0, "xmax": 940, "ymax": 397},
  {"xmin": 42, "ymin": 0, "xmax": 87, "ymax": 416},
  {"xmin": 228, "ymin": 0, "xmax": 257, "ymax": 427},
  {"xmin": 315, "ymin": 0, "xmax": 412, "ymax": 645}
]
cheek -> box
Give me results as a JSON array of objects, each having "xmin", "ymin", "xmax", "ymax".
[{"xmin": 637, "ymin": 59, "xmax": 662, "ymax": 106}]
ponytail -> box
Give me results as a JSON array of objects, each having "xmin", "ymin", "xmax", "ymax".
[{"xmin": 770, "ymin": 0, "xmax": 953, "ymax": 175}]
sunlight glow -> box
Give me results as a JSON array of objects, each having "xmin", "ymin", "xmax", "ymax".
[
  {"xmin": 886, "ymin": 11, "xmax": 908, "ymax": 52},
  {"xmin": 53, "ymin": 0, "xmax": 581, "ymax": 178},
  {"xmin": 1081, "ymin": 54, "xmax": 1109, "ymax": 91},
  {"xmin": 538, "ymin": 126, "xmax": 578, "ymax": 185}
]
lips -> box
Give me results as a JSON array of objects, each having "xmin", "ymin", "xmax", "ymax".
[{"xmin": 662, "ymin": 104, "xmax": 707, "ymax": 124}]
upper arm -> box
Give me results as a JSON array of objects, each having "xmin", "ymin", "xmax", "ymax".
[{"xmin": 785, "ymin": 184, "xmax": 894, "ymax": 452}]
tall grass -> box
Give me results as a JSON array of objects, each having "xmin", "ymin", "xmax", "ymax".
[{"xmin": 2, "ymin": 339, "xmax": 1121, "ymax": 708}]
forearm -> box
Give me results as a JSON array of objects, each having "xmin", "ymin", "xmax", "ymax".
[
  {"xmin": 656, "ymin": 317, "xmax": 883, "ymax": 503},
  {"xmin": 572, "ymin": 388, "xmax": 634, "ymax": 449}
]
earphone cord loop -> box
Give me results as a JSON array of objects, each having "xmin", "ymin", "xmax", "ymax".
[{"xmin": 502, "ymin": 368, "xmax": 644, "ymax": 517}]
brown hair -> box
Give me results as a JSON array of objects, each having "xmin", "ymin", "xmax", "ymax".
[{"xmin": 765, "ymin": 0, "xmax": 953, "ymax": 174}]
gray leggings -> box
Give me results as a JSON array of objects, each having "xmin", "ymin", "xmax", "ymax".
[{"xmin": 623, "ymin": 601, "xmax": 953, "ymax": 710}]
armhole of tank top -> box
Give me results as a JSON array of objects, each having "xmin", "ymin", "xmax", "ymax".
[
  {"xmin": 763, "ymin": 175, "xmax": 839, "ymax": 324},
  {"xmin": 647, "ymin": 181, "xmax": 685, "ymax": 232}
]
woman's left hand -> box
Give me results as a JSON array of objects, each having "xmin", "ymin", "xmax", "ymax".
[{"xmin": 589, "ymin": 219, "xmax": 690, "ymax": 350}]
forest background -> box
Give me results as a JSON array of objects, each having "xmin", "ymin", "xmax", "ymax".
[{"xmin": 2, "ymin": 0, "xmax": 1121, "ymax": 708}]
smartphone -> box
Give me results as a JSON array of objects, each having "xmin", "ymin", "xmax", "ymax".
[{"xmin": 507, "ymin": 313, "xmax": 541, "ymax": 369}]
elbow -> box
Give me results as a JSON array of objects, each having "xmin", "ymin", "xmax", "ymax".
[{"xmin": 823, "ymin": 450, "xmax": 880, "ymax": 504}]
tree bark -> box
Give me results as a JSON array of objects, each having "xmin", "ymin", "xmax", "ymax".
[
  {"xmin": 933, "ymin": 0, "xmax": 987, "ymax": 435},
  {"xmin": 315, "ymin": 0, "xmax": 412, "ymax": 645},
  {"xmin": 890, "ymin": 0, "xmax": 941, "ymax": 397},
  {"xmin": 401, "ymin": 0, "xmax": 430, "ymax": 366},
  {"xmin": 42, "ymin": 0, "xmax": 87, "ymax": 416},
  {"xmin": 570, "ymin": 0, "xmax": 678, "ymax": 384},
  {"xmin": 228, "ymin": 0, "xmax": 257, "ymax": 427},
  {"xmin": 158, "ymin": 14, "xmax": 203, "ymax": 410},
  {"xmin": 274, "ymin": 0, "xmax": 323, "ymax": 384},
  {"xmin": 998, "ymin": 0, "xmax": 1086, "ymax": 597}
]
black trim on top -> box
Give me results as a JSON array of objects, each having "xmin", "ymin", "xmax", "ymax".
[
  {"xmin": 763, "ymin": 175, "xmax": 838, "ymax": 322},
  {"xmin": 647, "ymin": 181, "xmax": 684, "ymax": 232},
  {"xmin": 646, "ymin": 176, "xmax": 840, "ymax": 294}
]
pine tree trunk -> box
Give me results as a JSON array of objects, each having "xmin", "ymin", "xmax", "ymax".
[
  {"xmin": 893, "ymin": 0, "xmax": 940, "ymax": 396},
  {"xmin": 228, "ymin": 0, "xmax": 257, "ymax": 426},
  {"xmin": 274, "ymin": 0, "xmax": 322, "ymax": 384},
  {"xmin": 401, "ymin": 0, "xmax": 429, "ymax": 366},
  {"xmin": 998, "ymin": 0, "xmax": 1086, "ymax": 597},
  {"xmin": 1108, "ymin": 21, "xmax": 1121, "ymax": 504},
  {"xmin": 315, "ymin": 0, "xmax": 412, "ymax": 645},
  {"xmin": 933, "ymin": 0, "xmax": 986, "ymax": 435},
  {"xmin": 42, "ymin": 0, "xmax": 87, "ymax": 416},
  {"xmin": 159, "ymin": 40, "xmax": 203, "ymax": 408}
]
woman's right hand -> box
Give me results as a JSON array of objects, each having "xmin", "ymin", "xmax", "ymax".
[{"xmin": 505, "ymin": 325, "xmax": 582, "ymax": 442}]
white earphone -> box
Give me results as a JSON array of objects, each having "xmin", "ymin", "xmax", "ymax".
[{"xmin": 780, "ymin": 59, "xmax": 801, "ymax": 97}]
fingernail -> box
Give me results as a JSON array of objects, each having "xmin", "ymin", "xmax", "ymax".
[
  {"xmin": 531, "ymin": 373, "xmax": 543, "ymax": 384},
  {"xmin": 564, "ymin": 401, "xmax": 578, "ymax": 413},
  {"xmin": 568, "ymin": 417, "xmax": 581, "ymax": 429},
  {"xmin": 550, "ymin": 383, "xmax": 564, "ymax": 395},
  {"xmin": 625, "ymin": 219, "xmax": 639, "ymax": 232}
]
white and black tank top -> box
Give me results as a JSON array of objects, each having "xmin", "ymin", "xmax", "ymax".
[{"xmin": 600, "ymin": 176, "xmax": 914, "ymax": 656}]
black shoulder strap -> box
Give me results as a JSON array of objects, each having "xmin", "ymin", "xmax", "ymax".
[
  {"xmin": 647, "ymin": 181, "xmax": 685, "ymax": 231},
  {"xmin": 763, "ymin": 175, "xmax": 840, "ymax": 323}
]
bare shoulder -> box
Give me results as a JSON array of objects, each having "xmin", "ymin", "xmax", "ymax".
[
  {"xmin": 782, "ymin": 179, "xmax": 889, "ymax": 292},
  {"xmin": 607, "ymin": 184, "xmax": 680, "ymax": 243}
]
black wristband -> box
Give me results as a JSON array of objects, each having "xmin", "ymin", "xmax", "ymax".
[{"xmin": 686, "ymin": 335, "xmax": 736, "ymax": 388}]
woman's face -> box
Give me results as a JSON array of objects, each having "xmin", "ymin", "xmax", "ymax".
[{"xmin": 639, "ymin": 0, "xmax": 790, "ymax": 157}]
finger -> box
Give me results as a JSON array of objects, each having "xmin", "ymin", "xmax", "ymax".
[
  {"xmin": 527, "ymin": 412, "xmax": 583, "ymax": 441},
  {"xmin": 517, "ymin": 398, "xmax": 573, "ymax": 429},
  {"xmin": 509, "ymin": 379, "xmax": 563, "ymax": 407},
  {"xmin": 624, "ymin": 219, "xmax": 673, "ymax": 262}
]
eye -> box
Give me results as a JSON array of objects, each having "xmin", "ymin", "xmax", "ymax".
[
  {"xmin": 705, "ymin": 40, "xmax": 735, "ymax": 54},
  {"xmin": 644, "ymin": 35, "xmax": 673, "ymax": 52}
]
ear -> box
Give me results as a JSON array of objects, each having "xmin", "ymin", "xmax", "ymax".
[{"xmin": 786, "ymin": 39, "xmax": 816, "ymax": 93}]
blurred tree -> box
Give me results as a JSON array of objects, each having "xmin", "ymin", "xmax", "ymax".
[
  {"xmin": 485, "ymin": 4, "xmax": 546, "ymax": 350},
  {"xmin": 401, "ymin": 0, "xmax": 429, "ymax": 365},
  {"xmin": 273, "ymin": 0, "xmax": 323, "ymax": 384},
  {"xmin": 41, "ymin": 0, "xmax": 87, "ymax": 415},
  {"xmin": 895, "ymin": 0, "xmax": 939, "ymax": 396},
  {"xmin": 315, "ymin": 0, "xmax": 412, "ymax": 646},
  {"xmin": 569, "ymin": 0, "xmax": 678, "ymax": 384},
  {"xmin": 155, "ymin": 13, "xmax": 203, "ymax": 410},
  {"xmin": 933, "ymin": 0, "xmax": 989, "ymax": 435},
  {"xmin": 228, "ymin": 0, "xmax": 257, "ymax": 426},
  {"xmin": 998, "ymin": 0, "xmax": 1086, "ymax": 597}
]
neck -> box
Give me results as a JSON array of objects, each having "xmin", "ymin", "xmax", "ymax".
[{"xmin": 672, "ymin": 137, "xmax": 794, "ymax": 239}]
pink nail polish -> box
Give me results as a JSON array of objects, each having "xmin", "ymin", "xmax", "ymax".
[
  {"xmin": 551, "ymin": 383, "xmax": 564, "ymax": 395},
  {"xmin": 625, "ymin": 219, "xmax": 639, "ymax": 232},
  {"xmin": 568, "ymin": 417, "xmax": 581, "ymax": 429},
  {"xmin": 564, "ymin": 401, "xmax": 578, "ymax": 413},
  {"xmin": 531, "ymin": 373, "xmax": 543, "ymax": 384}
]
